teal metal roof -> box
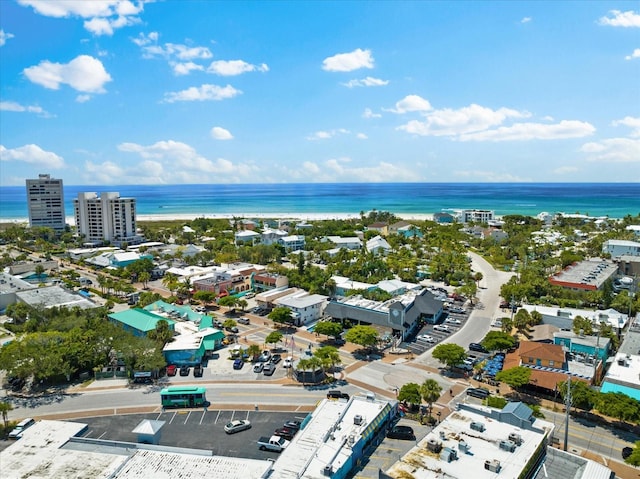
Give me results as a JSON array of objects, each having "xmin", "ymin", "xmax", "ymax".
[{"xmin": 109, "ymin": 308, "xmax": 175, "ymax": 333}]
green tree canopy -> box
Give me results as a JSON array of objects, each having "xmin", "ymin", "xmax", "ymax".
[
  {"xmin": 265, "ymin": 331, "xmax": 284, "ymax": 346},
  {"xmin": 313, "ymin": 321, "xmax": 343, "ymax": 339},
  {"xmin": 218, "ymin": 295, "xmax": 237, "ymax": 308},
  {"xmin": 572, "ymin": 316, "xmax": 594, "ymax": 336},
  {"xmin": 398, "ymin": 382, "xmax": 422, "ymax": 406},
  {"xmin": 495, "ymin": 366, "xmax": 532, "ymax": 389},
  {"xmin": 268, "ymin": 307, "xmax": 294, "ymax": 326},
  {"xmin": 624, "ymin": 441, "xmax": 640, "ymax": 467},
  {"xmin": 432, "ymin": 343, "xmax": 467, "ymax": 369},
  {"xmin": 558, "ymin": 379, "xmax": 595, "ymax": 412},
  {"xmin": 420, "ymin": 379, "xmax": 442, "ymax": 415},
  {"xmin": 481, "ymin": 331, "xmax": 516, "ymax": 352},
  {"xmin": 147, "ymin": 319, "xmax": 174, "ymax": 346},
  {"xmin": 343, "ymin": 325, "xmax": 379, "ymax": 349}
]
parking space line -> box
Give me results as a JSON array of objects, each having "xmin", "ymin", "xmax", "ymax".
[
  {"xmin": 97, "ymin": 431, "xmax": 107, "ymax": 439},
  {"xmin": 168, "ymin": 411, "xmax": 177, "ymax": 424},
  {"xmin": 184, "ymin": 411, "xmax": 192, "ymax": 424},
  {"xmin": 214, "ymin": 410, "xmax": 222, "ymax": 423},
  {"xmin": 199, "ymin": 411, "xmax": 206, "ymax": 425}
]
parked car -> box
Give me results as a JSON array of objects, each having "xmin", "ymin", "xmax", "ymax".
[
  {"xmin": 253, "ymin": 362, "xmax": 264, "ymax": 373},
  {"xmin": 166, "ymin": 365, "xmax": 177, "ymax": 376},
  {"xmin": 283, "ymin": 356, "xmax": 293, "ymax": 368},
  {"xmin": 327, "ymin": 390, "xmax": 349, "ymax": 400},
  {"xmin": 9, "ymin": 418, "xmax": 35, "ymax": 440},
  {"xmin": 259, "ymin": 350, "xmax": 272, "ymax": 362},
  {"xmin": 433, "ymin": 324, "xmax": 450, "ymax": 332},
  {"xmin": 238, "ymin": 317, "xmax": 250, "ymax": 325},
  {"xmin": 274, "ymin": 427, "xmax": 296, "ymax": 440},
  {"xmin": 233, "ymin": 358, "xmax": 244, "ymax": 370},
  {"xmin": 226, "ymin": 326, "xmax": 239, "ymax": 334},
  {"xmin": 263, "ymin": 363, "xmax": 276, "ymax": 376},
  {"xmin": 387, "ymin": 425, "xmax": 415, "ymax": 440},
  {"xmin": 469, "ymin": 342, "xmax": 488, "ymax": 353},
  {"xmin": 270, "ymin": 354, "xmax": 282, "ymax": 364},
  {"xmin": 445, "ymin": 318, "xmax": 462, "ymax": 324},
  {"xmin": 193, "ymin": 364, "xmax": 203, "ymax": 377},
  {"xmin": 179, "ymin": 365, "xmax": 190, "ymax": 376},
  {"xmin": 224, "ymin": 419, "xmax": 252, "ymax": 434},
  {"xmin": 283, "ymin": 420, "xmax": 301, "ymax": 431},
  {"xmin": 466, "ymin": 387, "xmax": 490, "ymax": 399},
  {"xmin": 449, "ymin": 306, "xmax": 466, "ymax": 314}
]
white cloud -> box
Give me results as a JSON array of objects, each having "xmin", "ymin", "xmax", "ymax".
[
  {"xmin": 132, "ymin": 31, "xmax": 158, "ymax": 46},
  {"xmin": 116, "ymin": 140, "xmax": 256, "ymax": 183},
  {"xmin": 18, "ymin": 0, "xmax": 146, "ymax": 36},
  {"xmin": 598, "ymin": 10, "xmax": 640, "ymax": 28},
  {"xmin": 521, "ymin": 17, "xmax": 532, "ymax": 24},
  {"xmin": 553, "ymin": 166, "xmax": 579, "ymax": 175},
  {"xmin": 296, "ymin": 157, "xmax": 416, "ymax": 182},
  {"xmin": 581, "ymin": 138, "xmax": 640, "ymax": 162},
  {"xmin": 356, "ymin": 133, "xmax": 368, "ymax": 139},
  {"xmin": 397, "ymin": 103, "xmax": 528, "ymax": 137},
  {"xmin": 141, "ymin": 42, "xmax": 213, "ymax": 60},
  {"xmin": 322, "ymin": 48, "xmax": 374, "ymax": 72},
  {"xmin": 163, "ymin": 84, "xmax": 242, "ymax": 103},
  {"xmin": 207, "ymin": 60, "xmax": 269, "ymax": 76},
  {"xmin": 458, "ymin": 120, "xmax": 596, "ymax": 141},
  {"xmin": 171, "ymin": 61, "xmax": 204, "ymax": 76},
  {"xmin": 362, "ymin": 108, "xmax": 382, "ymax": 119},
  {"xmin": 23, "ymin": 55, "xmax": 112, "ymax": 93},
  {"xmin": 211, "ymin": 126, "xmax": 233, "ymax": 140},
  {"xmin": 625, "ymin": 48, "xmax": 640, "ymax": 60},
  {"xmin": 0, "ymin": 100, "xmax": 52, "ymax": 117},
  {"xmin": 387, "ymin": 95, "xmax": 432, "ymax": 114},
  {"xmin": 0, "ymin": 144, "xmax": 65, "ymax": 168},
  {"xmin": 306, "ymin": 129, "xmax": 350, "ymax": 140},
  {"xmin": 342, "ymin": 76, "xmax": 389, "ymax": 88},
  {"xmin": 76, "ymin": 94, "xmax": 91, "ymax": 103},
  {"xmin": 612, "ymin": 116, "xmax": 640, "ymax": 137},
  {"xmin": 0, "ymin": 29, "xmax": 15, "ymax": 46}
]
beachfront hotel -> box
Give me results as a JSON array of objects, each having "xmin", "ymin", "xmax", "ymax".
[
  {"xmin": 73, "ymin": 192, "xmax": 142, "ymax": 247},
  {"xmin": 25, "ymin": 174, "xmax": 66, "ymax": 233}
]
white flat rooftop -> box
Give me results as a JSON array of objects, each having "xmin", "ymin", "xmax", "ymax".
[{"xmin": 386, "ymin": 406, "xmax": 554, "ymax": 479}]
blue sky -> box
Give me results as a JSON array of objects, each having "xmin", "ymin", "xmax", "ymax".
[{"xmin": 1, "ymin": 1, "xmax": 639, "ymax": 186}]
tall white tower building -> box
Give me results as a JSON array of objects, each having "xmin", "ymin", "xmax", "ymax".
[
  {"xmin": 73, "ymin": 192, "xmax": 141, "ymax": 246},
  {"xmin": 25, "ymin": 174, "xmax": 66, "ymax": 232}
]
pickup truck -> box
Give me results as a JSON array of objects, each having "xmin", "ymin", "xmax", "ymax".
[{"xmin": 258, "ymin": 434, "xmax": 290, "ymax": 452}]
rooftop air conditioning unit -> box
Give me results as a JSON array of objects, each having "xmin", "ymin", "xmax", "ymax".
[
  {"xmin": 427, "ymin": 438, "xmax": 442, "ymax": 453},
  {"xmin": 508, "ymin": 433, "xmax": 523, "ymax": 446},
  {"xmin": 353, "ymin": 415, "xmax": 363, "ymax": 425},
  {"xmin": 499, "ymin": 440, "xmax": 516, "ymax": 452},
  {"xmin": 458, "ymin": 440, "xmax": 469, "ymax": 453},
  {"xmin": 485, "ymin": 460, "xmax": 501, "ymax": 473},
  {"xmin": 470, "ymin": 421, "xmax": 486, "ymax": 432}
]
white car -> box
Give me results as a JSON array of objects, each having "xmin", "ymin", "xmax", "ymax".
[
  {"xmin": 224, "ymin": 419, "xmax": 252, "ymax": 434},
  {"xmin": 433, "ymin": 324, "xmax": 450, "ymax": 332},
  {"xmin": 418, "ymin": 334, "xmax": 435, "ymax": 343},
  {"xmin": 446, "ymin": 318, "xmax": 461, "ymax": 324},
  {"xmin": 283, "ymin": 356, "xmax": 293, "ymax": 368}
]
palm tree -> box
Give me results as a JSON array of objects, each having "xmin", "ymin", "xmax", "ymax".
[
  {"xmin": 420, "ymin": 379, "xmax": 442, "ymax": 418},
  {"xmin": 0, "ymin": 401, "xmax": 13, "ymax": 429}
]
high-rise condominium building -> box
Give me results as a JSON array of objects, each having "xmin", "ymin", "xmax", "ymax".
[
  {"xmin": 73, "ymin": 192, "xmax": 141, "ymax": 246},
  {"xmin": 25, "ymin": 174, "xmax": 66, "ymax": 232}
]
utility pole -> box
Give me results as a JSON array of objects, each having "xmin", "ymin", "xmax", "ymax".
[{"xmin": 563, "ymin": 374, "xmax": 571, "ymax": 452}]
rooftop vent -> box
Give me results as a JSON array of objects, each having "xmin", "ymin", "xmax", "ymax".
[
  {"xmin": 322, "ymin": 465, "xmax": 333, "ymax": 476},
  {"xmin": 440, "ymin": 447, "xmax": 458, "ymax": 463},
  {"xmin": 458, "ymin": 440, "xmax": 470, "ymax": 453},
  {"xmin": 353, "ymin": 415, "xmax": 363, "ymax": 425}
]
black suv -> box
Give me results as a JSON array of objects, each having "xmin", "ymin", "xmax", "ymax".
[
  {"xmin": 469, "ymin": 342, "xmax": 488, "ymax": 353},
  {"xmin": 327, "ymin": 390, "xmax": 350, "ymax": 400},
  {"xmin": 466, "ymin": 387, "xmax": 490, "ymax": 399},
  {"xmin": 179, "ymin": 365, "xmax": 190, "ymax": 376},
  {"xmin": 387, "ymin": 425, "xmax": 415, "ymax": 440}
]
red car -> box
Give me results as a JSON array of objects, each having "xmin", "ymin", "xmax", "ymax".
[{"xmin": 166, "ymin": 365, "xmax": 177, "ymax": 376}]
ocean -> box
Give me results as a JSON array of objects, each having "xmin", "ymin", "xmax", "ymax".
[{"xmin": 1, "ymin": 183, "xmax": 638, "ymax": 220}]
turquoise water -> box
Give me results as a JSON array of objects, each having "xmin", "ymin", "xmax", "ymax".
[{"xmin": 1, "ymin": 183, "xmax": 638, "ymax": 219}]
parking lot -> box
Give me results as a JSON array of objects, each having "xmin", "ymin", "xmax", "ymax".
[
  {"xmin": 402, "ymin": 307, "xmax": 472, "ymax": 355},
  {"xmin": 76, "ymin": 410, "xmax": 307, "ymax": 460}
]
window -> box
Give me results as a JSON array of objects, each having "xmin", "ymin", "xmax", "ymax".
[
  {"xmin": 549, "ymin": 360, "xmax": 555, "ymax": 367},
  {"xmin": 528, "ymin": 357, "xmax": 534, "ymax": 363}
]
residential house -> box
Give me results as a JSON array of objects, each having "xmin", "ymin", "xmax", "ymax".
[
  {"xmin": 280, "ymin": 234, "xmax": 305, "ymax": 252},
  {"xmin": 366, "ymin": 235, "xmax": 391, "ymax": 255},
  {"xmin": 454, "ymin": 209, "xmax": 495, "ymax": 224},
  {"xmin": 388, "ymin": 221, "xmax": 422, "ymax": 238},
  {"xmin": 260, "ymin": 228, "xmax": 288, "ymax": 246},
  {"xmin": 323, "ymin": 236, "xmax": 362, "ymax": 250},
  {"xmin": 602, "ymin": 239, "xmax": 640, "ymax": 258},
  {"xmin": 433, "ymin": 212, "xmax": 454, "ymax": 224},
  {"xmin": 234, "ymin": 230, "xmax": 260, "ymax": 245},
  {"xmin": 366, "ymin": 222, "xmax": 388, "ymax": 236}
]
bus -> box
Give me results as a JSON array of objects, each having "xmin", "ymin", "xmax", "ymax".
[{"xmin": 160, "ymin": 386, "xmax": 207, "ymax": 408}]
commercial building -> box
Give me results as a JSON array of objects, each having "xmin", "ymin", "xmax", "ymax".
[
  {"xmin": 548, "ymin": 258, "xmax": 618, "ymax": 291},
  {"xmin": 602, "ymin": 239, "xmax": 640, "ymax": 259},
  {"xmin": 385, "ymin": 402, "xmax": 613, "ymax": 479},
  {"xmin": 73, "ymin": 192, "xmax": 142, "ymax": 247},
  {"xmin": 0, "ymin": 272, "xmax": 36, "ymax": 311},
  {"xmin": 274, "ymin": 291, "xmax": 328, "ymax": 326},
  {"xmin": 25, "ymin": 173, "xmax": 66, "ymax": 232},
  {"xmin": 108, "ymin": 309, "xmax": 176, "ymax": 337}
]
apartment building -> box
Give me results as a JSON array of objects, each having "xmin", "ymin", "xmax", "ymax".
[
  {"xmin": 73, "ymin": 192, "xmax": 141, "ymax": 246},
  {"xmin": 25, "ymin": 174, "xmax": 66, "ymax": 232}
]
